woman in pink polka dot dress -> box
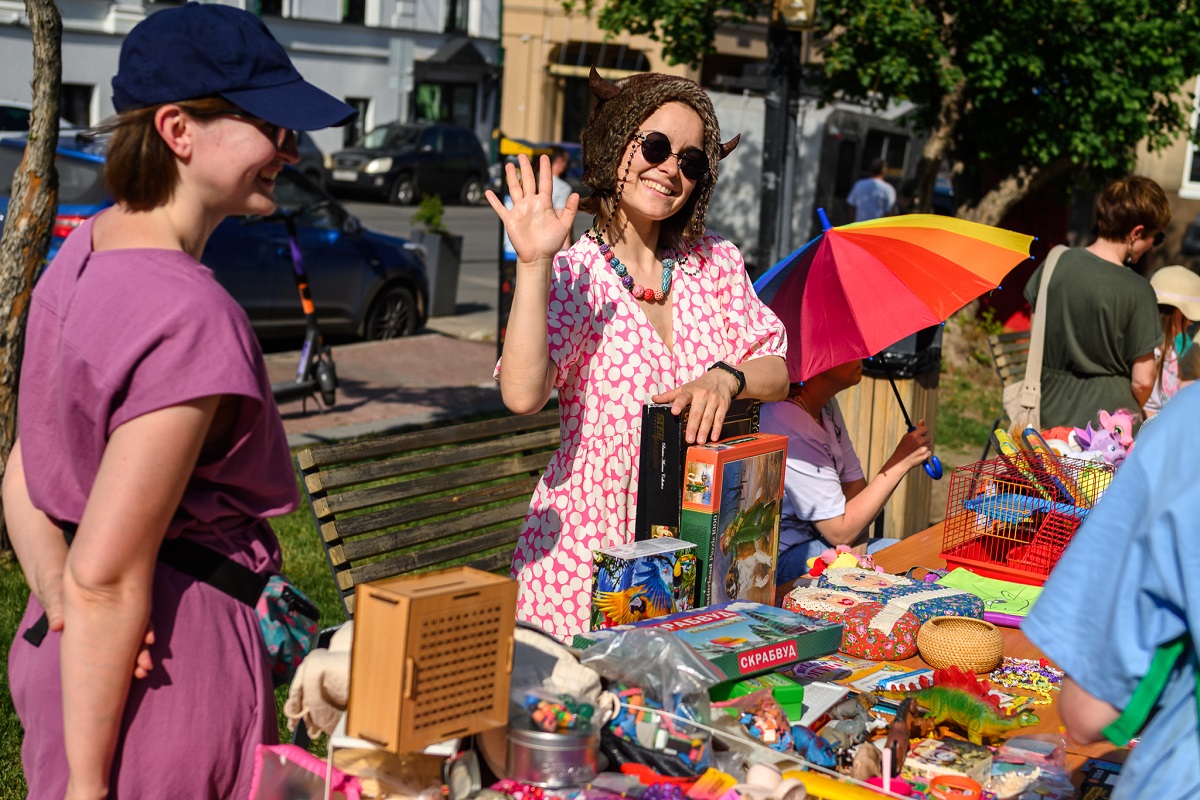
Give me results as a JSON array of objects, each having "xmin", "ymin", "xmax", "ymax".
[{"xmin": 485, "ymin": 69, "xmax": 789, "ymax": 640}]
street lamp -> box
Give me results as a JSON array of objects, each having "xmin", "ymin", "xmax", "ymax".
[{"xmin": 753, "ymin": 0, "xmax": 815, "ymax": 277}]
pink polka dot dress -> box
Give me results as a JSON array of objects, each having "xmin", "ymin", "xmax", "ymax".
[{"xmin": 499, "ymin": 232, "xmax": 787, "ymax": 640}]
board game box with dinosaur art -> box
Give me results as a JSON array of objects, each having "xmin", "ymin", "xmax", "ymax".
[
  {"xmin": 590, "ymin": 537, "xmax": 698, "ymax": 630},
  {"xmin": 574, "ymin": 601, "xmax": 843, "ymax": 681},
  {"xmin": 678, "ymin": 433, "xmax": 786, "ymax": 606}
]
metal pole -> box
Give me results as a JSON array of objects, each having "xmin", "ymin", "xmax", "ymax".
[{"xmin": 754, "ymin": 23, "xmax": 802, "ymax": 278}]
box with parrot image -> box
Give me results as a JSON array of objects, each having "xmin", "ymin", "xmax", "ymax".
[
  {"xmin": 573, "ymin": 601, "xmax": 843, "ymax": 682},
  {"xmin": 590, "ymin": 537, "xmax": 699, "ymax": 630},
  {"xmin": 678, "ymin": 433, "xmax": 786, "ymax": 606}
]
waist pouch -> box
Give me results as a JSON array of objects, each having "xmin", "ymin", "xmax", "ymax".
[{"xmin": 23, "ymin": 524, "xmax": 319, "ymax": 688}]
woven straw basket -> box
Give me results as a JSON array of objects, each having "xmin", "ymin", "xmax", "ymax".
[{"xmin": 917, "ymin": 616, "xmax": 1004, "ymax": 673}]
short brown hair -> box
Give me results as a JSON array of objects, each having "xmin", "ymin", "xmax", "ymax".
[
  {"xmin": 101, "ymin": 97, "xmax": 233, "ymax": 211},
  {"xmin": 1094, "ymin": 175, "xmax": 1171, "ymax": 241}
]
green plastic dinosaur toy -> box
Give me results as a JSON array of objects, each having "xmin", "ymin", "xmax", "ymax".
[
  {"xmin": 906, "ymin": 685, "xmax": 1040, "ymax": 745},
  {"xmin": 876, "ymin": 666, "xmax": 1040, "ymax": 745}
]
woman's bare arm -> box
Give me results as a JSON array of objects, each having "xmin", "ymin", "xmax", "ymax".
[
  {"xmin": 3, "ymin": 439, "xmax": 68, "ymax": 630},
  {"xmin": 61, "ymin": 396, "xmax": 219, "ymax": 800}
]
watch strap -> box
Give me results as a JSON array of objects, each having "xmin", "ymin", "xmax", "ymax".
[{"xmin": 709, "ymin": 360, "xmax": 746, "ymax": 398}]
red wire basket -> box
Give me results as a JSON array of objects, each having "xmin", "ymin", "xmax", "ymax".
[{"xmin": 941, "ymin": 453, "xmax": 1115, "ymax": 586}]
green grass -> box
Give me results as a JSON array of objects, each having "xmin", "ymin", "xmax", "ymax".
[{"xmin": 936, "ymin": 314, "xmax": 1005, "ymax": 453}]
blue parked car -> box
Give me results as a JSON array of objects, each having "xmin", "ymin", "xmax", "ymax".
[{"xmin": 0, "ymin": 135, "xmax": 429, "ymax": 339}]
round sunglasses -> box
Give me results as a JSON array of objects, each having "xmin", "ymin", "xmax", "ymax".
[{"xmin": 635, "ymin": 131, "xmax": 709, "ymax": 181}]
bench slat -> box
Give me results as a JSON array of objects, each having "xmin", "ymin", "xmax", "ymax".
[
  {"xmin": 313, "ymin": 451, "xmax": 552, "ymax": 519},
  {"xmin": 325, "ymin": 476, "xmax": 540, "ymax": 539},
  {"xmin": 346, "ymin": 526, "xmax": 521, "ymax": 585},
  {"xmin": 336, "ymin": 500, "xmax": 531, "ymax": 563},
  {"xmin": 341, "ymin": 548, "xmax": 513, "ymax": 615},
  {"xmin": 297, "ymin": 409, "xmax": 559, "ymax": 469},
  {"xmin": 306, "ymin": 428, "xmax": 559, "ymax": 494}
]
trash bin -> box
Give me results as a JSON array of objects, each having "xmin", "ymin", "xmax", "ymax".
[{"xmin": 837, "ymin": 325, "xmax": 943, "ymax": 539}]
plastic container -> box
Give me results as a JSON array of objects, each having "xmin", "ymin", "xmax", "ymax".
[{"xmin": 506, "ymin": 716, "xmax": 598, "ymax": 788}]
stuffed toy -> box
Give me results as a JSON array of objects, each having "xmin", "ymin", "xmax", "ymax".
[
  {"xmin": 1097, "ymin": 408, "xmax": 1136, "ymax": 449},
  {"xmin": 1072, "ymin": 423, "xmax": 1127, "ymax": 466},
  {"xmin": 804, "ymin": 544, "xmax": 883, "ymax": 578}
]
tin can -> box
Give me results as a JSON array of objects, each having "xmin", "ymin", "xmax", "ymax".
[{"xmin": 505, "ymin": 717, "xmax": 598, "ymax": 788}]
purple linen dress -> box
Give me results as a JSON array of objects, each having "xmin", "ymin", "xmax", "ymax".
[{"xmin": 7, "ymin": 214, "xmax": 299, "ymax": 798}]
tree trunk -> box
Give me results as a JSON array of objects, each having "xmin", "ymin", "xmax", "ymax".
[
  {"xmin": 959, "ymin": 157, "xmax": 1074, "ymax": 227},
  {"xmin": 0, "ymin": 0, "xmax": 62, "ymax": 550}
]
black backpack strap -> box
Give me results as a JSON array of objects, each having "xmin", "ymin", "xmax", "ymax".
[{"xmin": 21, "ymin": 522, "xmax": 266, "ymax": 648}]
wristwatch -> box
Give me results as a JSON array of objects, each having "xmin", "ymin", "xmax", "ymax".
[{"xmin": 708, "ymin": 360, "xmax": 746, "ymax": 398}]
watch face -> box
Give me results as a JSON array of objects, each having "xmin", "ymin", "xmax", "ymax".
[{"xmin": 444, "ymin": 751, "xmax": 481, "ymax": 800}]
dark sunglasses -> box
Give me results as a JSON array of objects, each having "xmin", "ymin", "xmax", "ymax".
[
  {"xmin": 1153, "ymin": 230, "xmax": 1166, "ymax": 247},
  {"xmin": 635, "ymin": 131, "xmax": 709, "ymax": 181},
  {"xmin": 218, "ymin": 110, "xmax": 297, "ymax": 150}
]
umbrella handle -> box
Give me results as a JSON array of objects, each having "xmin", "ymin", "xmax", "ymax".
[{"xmin": 907, "ymin": 424, "xmax": 943, "ymax": 479}]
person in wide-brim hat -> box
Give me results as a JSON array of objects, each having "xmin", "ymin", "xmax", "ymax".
[
  {"xmin": 484, "ymin": 68, "xmax": 790, "ymax": 640},
  {"xmin": 1144, "ymin": 265, "xmax": 1200, "ymax": 416},
  {"xmin": 5, "ymin": 4, "xmax": 355, "ymax": 796}
]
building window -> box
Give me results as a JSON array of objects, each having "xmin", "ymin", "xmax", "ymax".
[
  {"xmin": 257, "ymin": 0, "xmax": 282, "ymax": 17},
  {"xmin": 1182, "ymin": 79, "xmax": 1200, "ymax": 201},
  {"xmin": 413, "ymin": 84, "xmax": 475, "ymax": 129},
  {"xmin": 444, "ymin": 0, "xmax": 467, "ymax": 33},
  {"xmin": 344, "ymin": 97, "xmax": 371, "ymax": 147},
  {"xmin": 551, "ymin": 42, "xmax": 649, "ymax": 72},
  {"xmin": 60, "ymin": 83, "xmax": 92, "ymax": 128},
  {"xmin": 343, "ymin": 0, "xmax": 365, "ymax": 24}
]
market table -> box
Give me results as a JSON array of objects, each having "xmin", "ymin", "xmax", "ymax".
[{"xmin": 781, "ymin": 520, "xmax": 1128, "ymax": 775}]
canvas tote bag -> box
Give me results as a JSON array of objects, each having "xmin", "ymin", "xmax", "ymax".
[{"xmin": 1003, "ymin": 244, "xmax": 1067, "ymax": 434}]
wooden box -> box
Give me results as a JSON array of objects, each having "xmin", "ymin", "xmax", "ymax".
[{"xmin": 347, "ymin": 567, "xmax": 518, "ymax": 754}]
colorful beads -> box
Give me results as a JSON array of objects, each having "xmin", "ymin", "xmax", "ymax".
[
  {"xmin": 524, "ymin": 692, "xmax": 595, "ymax": 731},
  {"xmin": 990, "ymin": 657, "xmax": 1064, "ymax": 706},
  {"xmin": 589, "ymin": 228, "xmax": 687, "ymax": 303}
]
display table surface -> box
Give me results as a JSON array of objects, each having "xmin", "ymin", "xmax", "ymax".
[{"xmin": 780, "ymin": 521, "xmax": 1127, "ymax": 775}]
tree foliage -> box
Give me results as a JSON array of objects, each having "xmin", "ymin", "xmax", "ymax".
[
  {"xmin": 573, "ymin": 0, "xmax": 1200, "ymax": 223},
  {"xmin": 566, "ymin": 0, "xmax": 769, "ymax": 66}
]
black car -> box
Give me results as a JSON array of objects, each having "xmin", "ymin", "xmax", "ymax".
[{"xmin": 328, "ymin": 122, "xmax": 489, "ymax": 206}]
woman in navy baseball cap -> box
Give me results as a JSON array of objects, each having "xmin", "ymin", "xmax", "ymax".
[{"xmin": 5, "ymin": 4, "xmax": 354, "ymax": 797}]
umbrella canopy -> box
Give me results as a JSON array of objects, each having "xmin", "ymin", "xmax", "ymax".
[{"xmin": 754, "ymin": 213, "xmax": 1035, "ymax": 383}]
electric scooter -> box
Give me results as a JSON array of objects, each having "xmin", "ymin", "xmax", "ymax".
[{"xmin": 250, "ymin": 204, "xmax": 338, "ymax": 411}]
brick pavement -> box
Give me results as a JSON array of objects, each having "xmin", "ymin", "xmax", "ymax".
[{"xmin": 264, "ymin": 332, "xmax": 505, "ymax": 447}]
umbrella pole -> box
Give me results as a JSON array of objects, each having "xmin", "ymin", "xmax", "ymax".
[{"xmin": 877, "ymin": 359, "xmax": 943, "ymax": 480}]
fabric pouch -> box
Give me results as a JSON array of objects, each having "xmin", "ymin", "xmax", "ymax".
[{"xmin": 257, "ymin": 575, "xmax": 321, "ymax": 688}]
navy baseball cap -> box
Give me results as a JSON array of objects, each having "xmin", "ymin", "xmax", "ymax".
[{"xmin": 112, "ymin": 2, "xmax": 356, "ymax": 131}]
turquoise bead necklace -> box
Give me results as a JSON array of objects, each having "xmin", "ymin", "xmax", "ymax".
[{"xmin": 589, "ymin": 226, "xmax": 679, "ymax": 303}]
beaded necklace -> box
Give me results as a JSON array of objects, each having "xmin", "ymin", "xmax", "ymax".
[{"xmin": 589, "ymin": 227, "xmax": 683, "ymax": 303}]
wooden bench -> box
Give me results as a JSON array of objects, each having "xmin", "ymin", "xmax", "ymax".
[
  {"xmin": 982, "ymin": 329, "xmax": 1032, "ymax": 458},
  {"xmin": 295, "ymin": 408, "xmax": 560, "ymax": 617}
]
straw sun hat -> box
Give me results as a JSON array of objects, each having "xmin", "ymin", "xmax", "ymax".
[{"xmin": 1150, "ymin": 265, "xmax": 1200, "ymax": 321}]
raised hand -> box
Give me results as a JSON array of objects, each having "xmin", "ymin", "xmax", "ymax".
[{"xmin": 485, "ymin": 153, "xmax": 579, "ymax": 264}]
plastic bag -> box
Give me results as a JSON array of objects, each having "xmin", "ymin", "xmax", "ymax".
[
  {"xmin": 579, "ymin": 628, "xmax": 723, "ymax": 776},
  {"xmin": 578, "ymin": 628, "xmax": 722, "ymax": 719}
]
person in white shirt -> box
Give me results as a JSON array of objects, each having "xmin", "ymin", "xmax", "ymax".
[{"xmin": 846, "ymin": 159, "xmax": 896, "ymax": 222}]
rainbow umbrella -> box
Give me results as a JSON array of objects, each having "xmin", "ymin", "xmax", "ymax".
[
  {"xmin": 756, "ymin": 210, "xmax": 1035, "ymax": 381},
  {"xmin": 754, "ymin": 210, "xmax": 1035, "ymax": 477}
]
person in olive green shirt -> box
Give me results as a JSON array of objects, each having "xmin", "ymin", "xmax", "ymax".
[{"xmin": 1024, "ymin": 176, "xmax": 1167, "ymax": 429}]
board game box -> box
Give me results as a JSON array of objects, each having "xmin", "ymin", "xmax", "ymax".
[
  {"xmin": 573, "ymin": 601, "xmax": 842, "ymax": 681},
  {"xmin": 902, "ymin": 737, "xmax": 993, "ymax": 785},
  {"xmin": 635, "ymin": 399, "xmax": 761, "ymax": 540},
  {"xmin": 590, "ymin": 537, "xmax": 698, "ymax": 630},
  {"xmin": 678, "ymin": 433, "xmax": 786, "ymax": 606}
]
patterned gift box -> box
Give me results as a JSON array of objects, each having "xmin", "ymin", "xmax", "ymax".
[{"xmin": 782, "ymin": 585, "xmax": 921, "ymax": 660}]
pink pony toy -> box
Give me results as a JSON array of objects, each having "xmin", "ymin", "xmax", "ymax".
[
  {"xmin": 1073, "ymin": 423, "xmax": 1127, "ymax": 466},
  {"xmin": 1098, "ymin": 409, "xmax": 1136, "ymax": 449}
]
